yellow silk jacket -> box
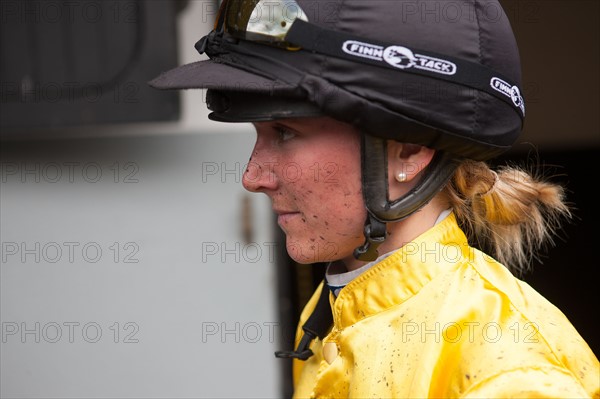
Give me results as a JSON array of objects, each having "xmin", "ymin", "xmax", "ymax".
[{"xmin": 292, "ymin": 214, "xmax": 599, "ymax": 398}]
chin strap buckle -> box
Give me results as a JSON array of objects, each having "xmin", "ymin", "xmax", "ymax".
[
  {"xmin": 353, "ymin": 214, "xmax": 387, "ymax": 262},
  {"xmin": 275, "ymin": 281, "xmax": 333, "ymax": 361},
  {"xmin": 274, "ymin": 332, "xmax": 315, "ymax": 360}
]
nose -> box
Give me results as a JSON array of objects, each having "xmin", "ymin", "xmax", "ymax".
[{"xmin": 242, "ymin": 135, "xmax": 278, "ymax": 193}]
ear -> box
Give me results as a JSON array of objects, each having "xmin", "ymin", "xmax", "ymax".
[{"xmin": 387, "ymin": 141, "xmax": 436, "ymax": 195}]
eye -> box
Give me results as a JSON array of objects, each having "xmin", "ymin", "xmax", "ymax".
[{"xmin": 275, "ymin": 125, "xmax": 296, "ymax": 142}]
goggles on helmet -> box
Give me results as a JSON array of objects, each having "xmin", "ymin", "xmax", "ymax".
[{"xmin": 215, "ymin": 0, "xmax": 308, "ymax": 50}]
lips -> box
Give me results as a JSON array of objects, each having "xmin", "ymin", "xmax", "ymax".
[
  {"xmin": 273, "ymin": 208, "xmax": 300, "ymax": 225},
  {"xmin": 278, "ymin": 212, "xmax": 300, "ymax": 223}
]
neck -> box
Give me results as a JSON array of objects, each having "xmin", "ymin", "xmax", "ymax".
[{"xmin": 342, "ymin": 199, "xmax": 448, "ymax": 272}]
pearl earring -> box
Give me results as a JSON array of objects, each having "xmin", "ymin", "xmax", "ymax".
[{"xmin": 395, "ymin": 172, "xmax": 407, "ymax": 183}]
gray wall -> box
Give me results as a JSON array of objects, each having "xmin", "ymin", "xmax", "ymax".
[{"xmin": 1, "ymin": 131, "xmax": 283, "ymax": 398}]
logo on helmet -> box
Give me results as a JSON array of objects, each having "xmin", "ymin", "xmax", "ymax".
[
  {"xmin": 490, "ymin": 77, "xmax": 525, "ymax": 115},
  {"xmin": 342, "ymin": 41, "xmax": 385, "ymax": 61},
  {"xmin": 342, "ymin": 40, "xmax": 457, "ymax": 76},
  {"xmin": 383, "ymin": 46, "xmax": 417, "ymax": 69}
]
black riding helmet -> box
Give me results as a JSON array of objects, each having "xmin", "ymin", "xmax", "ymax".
[{"xmin": 150, "ymin": 0, "xmax": 525, "ymax": 261}]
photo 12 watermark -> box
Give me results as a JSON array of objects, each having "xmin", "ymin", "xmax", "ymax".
[
  {"xmin": 191, "ymin": 1, "xmax": 542, "ymax": 27},
  {"xmin": 201, "ymin": 241, "xmax": 278, "ymax": 264},
  {"xmin": 200, "ymin": 241, "xmax": 339, "ymax": 264},
  {"xmin": 201, "ymin": 321, "xmax": 295, "ymax": 344},
  {"xmin": 1, "ymin": 241, "xmax": 140, "ymax": 264},
  {"xmin": 201, "ymin": 161, "xmax": 339, "ymax": 185},
  {"xmin": 0, "ymin": 80, "xmax": 141, "ymax": 105},
  {"xmin": 399, "ymin": 321, "xmax": 540, "ymax": 344},
  {"xmin": 2, "ymin": 321, "xmax": 140, "ymax": 344},
  {"xmin": 1, "ymin": 1, "xmax": 140, "ymax": 25},
  {"xmin": 1, "ymin": 161, "xmax": 140, "ymax": 184}
]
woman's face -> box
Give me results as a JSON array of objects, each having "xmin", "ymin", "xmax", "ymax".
[{"xmin": 243, "ymin": 117, "xmax": 367, "ymax": 264}]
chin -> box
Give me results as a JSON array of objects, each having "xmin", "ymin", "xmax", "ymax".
[
  {"xmin": 285, "ymin": 239, "xmax": 347, "ymax": 265},
  {"xmin": 285, "ymin": 242, "xmax": 319, "ymax": 265}
]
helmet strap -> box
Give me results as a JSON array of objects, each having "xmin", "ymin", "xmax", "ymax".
[
  {"xmin": 353, "ymin": 213, "xmax": 387, "ymax": 262},
  {"xmin": 354, "ymin": 134, "xmax": 461, "ymax": 261}
]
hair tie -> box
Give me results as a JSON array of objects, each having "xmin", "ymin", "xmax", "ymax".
[{"xmin": 480, "ymin": 170, "xmax": 499, "ymax": 196}]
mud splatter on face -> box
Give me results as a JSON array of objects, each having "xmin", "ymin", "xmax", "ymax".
[{"xmin": 242, "ymin": 117, "xmax": 367, "ymax": 264}]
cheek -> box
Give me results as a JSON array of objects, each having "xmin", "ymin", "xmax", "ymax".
[
  {"xmin": 279, "ymin": 127, "xmax": 366, "ymax": 262},
  {"xmin": 311, "ymin": 146, "xmax": 362, "ymax": 216},
  {"xmin": 296, "ymin": 157, "xmax": 366, "ymax": 237}
]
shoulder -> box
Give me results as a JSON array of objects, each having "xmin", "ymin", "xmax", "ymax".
[{"xmin": 425, "ymin": 254, "xmax": 600, "ymax": 398}]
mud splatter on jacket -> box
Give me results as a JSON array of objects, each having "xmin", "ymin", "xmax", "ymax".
[{"xmin": 292, "ymin": 214, "xmax": 599, "ymax": 398}]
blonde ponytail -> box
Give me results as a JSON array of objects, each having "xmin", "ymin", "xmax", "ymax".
[{"xmin": 444, "ymin": 160, "xmax": 572, "ymax": 275}]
